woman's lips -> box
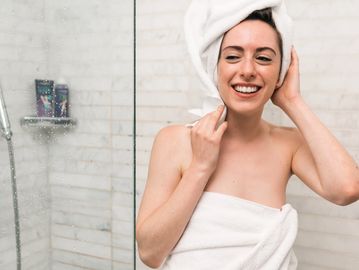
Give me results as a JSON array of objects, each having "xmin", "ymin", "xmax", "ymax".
[
  {"xmin": 232, "ymin": 84, "xmax": 262, "ymax": 98},
  {"xmin": 234, "ymin": 85, "xmax": 260, "ymax": 93}
]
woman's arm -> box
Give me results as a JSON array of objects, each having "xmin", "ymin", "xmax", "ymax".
[
  {"xmin": 136, "ymin": 106, "xmax": 227, "ymax": 268},
  {"xmin": 272, "ymin": 48, "xmax": 359, "ymax": 205}
]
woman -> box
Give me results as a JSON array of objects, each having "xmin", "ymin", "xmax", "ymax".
[{"xmin": 136, "ymin": 2, "xmax": 359, "ymax": 269}]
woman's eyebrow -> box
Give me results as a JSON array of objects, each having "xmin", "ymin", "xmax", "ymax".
[
  {"xmin": 222, "ymin": 45, "xmax": 277, "ymax": 55},
  {"xmin": 256, "ymin": 47, "xmax": 277, "ymax": 55}
]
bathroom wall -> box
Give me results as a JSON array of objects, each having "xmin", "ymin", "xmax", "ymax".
[
  {"xmin": 45, "ymin": 0, "xmax": 134, "ymax": 269},
  {"xmin": 0, "ymin": 0, "xmax": 134, "ymax": 269},
  {"xmin": 136, "ymin": 0, "xmax": 359, "ymax": 269},
  {"xmin": 284, "ymin": 1, "xmax": 359, "ymax": 269},
  {"xmin": 0, "ymin": 0, "xmax": 50, "ymax": 269}
]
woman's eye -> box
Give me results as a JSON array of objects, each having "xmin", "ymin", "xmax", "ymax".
[
  {"xmin": 257, "ymin": 56, "xmax": 271, "ymax": 62},
  {"xmin": 225, "ymin": 55, "xmax": 239, "ymax": 61}
]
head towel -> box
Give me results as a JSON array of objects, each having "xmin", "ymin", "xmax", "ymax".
[{"xmin": 184, "ymin": 0, "xmax": 293, "ymax": 126}]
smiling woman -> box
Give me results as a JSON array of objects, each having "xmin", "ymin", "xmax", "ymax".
[
  {"xmin": 135, "ymin": 0, "xmax": 359, "ymax": 269},
  {"xmin": 217, "ymin": 19, "xmax": 282, "ymax": 115}
]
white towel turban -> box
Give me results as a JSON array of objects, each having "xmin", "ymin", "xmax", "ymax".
[{"xmin": 184, "ymin": 0, "xmax": 293, "ymax": 125}]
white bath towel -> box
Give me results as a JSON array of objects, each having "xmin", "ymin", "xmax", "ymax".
[
  {"xmin": 184, "ymin": 0, "xmax": 293, "ymax": 125},
  {"xmin": 160, "ymin": 191, "xmax": 298, "ymax": 270}
]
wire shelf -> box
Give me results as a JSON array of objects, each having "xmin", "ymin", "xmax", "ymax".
[{"xmin": 20, "ymin": 116, "xmax": 76, "ymax": 128}]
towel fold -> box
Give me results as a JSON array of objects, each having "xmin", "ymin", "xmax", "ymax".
[
  {"xmin": 160, "ymin": 191, "xmax": 298, "ymax": 270},
  {"xmin": 184, "ymin": 0, "xmax": 293, "ymax": 125}
]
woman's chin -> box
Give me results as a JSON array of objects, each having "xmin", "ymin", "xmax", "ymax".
[{"xmin": 225, "ymin": 104, "xmax": 265, "ymax": 117}]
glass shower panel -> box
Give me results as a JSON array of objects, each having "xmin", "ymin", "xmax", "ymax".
[{"xmin": 0, "ymin": 0, "xmax": 135, "ymax": 269}]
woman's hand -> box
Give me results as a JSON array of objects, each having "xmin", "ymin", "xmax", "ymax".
[
  {"xmin": 189, "ymin": 105, "xmax": 228, "ymax": 175},
  {"xmin": 271, "ymin": 47, "xmax": 301, "ymax": 109}
]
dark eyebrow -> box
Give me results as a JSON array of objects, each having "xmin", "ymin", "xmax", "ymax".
[{"xmin": 222, "ymin": 45, "xmax": 277, "ymax": 56}]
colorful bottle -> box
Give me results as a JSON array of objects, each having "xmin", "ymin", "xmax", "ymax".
[
  {"xmin": 35, "ymin": 79, "xmax": 54, "ymax": 117},
  {"xmin": 54, "ymin": 82, "xmax": 69, "ymax": 118}
]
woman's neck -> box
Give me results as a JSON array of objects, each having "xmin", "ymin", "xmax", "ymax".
[{"xmin": 223, "ymin": 109, "xmax": 267, "ymax": 142}]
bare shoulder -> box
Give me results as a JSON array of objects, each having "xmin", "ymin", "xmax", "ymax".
[
  {"xmin": 154, "ymin": 124, "xmax": 191, "ymax": 154},
  {"xmin": 152, "ymin": 124, "xmax": 192, "ymax": 171},
  {"xmin": 266, "ymin": 121, "xmax": 303, "ymax": 151},
  {"xmin": 155, "ymin": 124, "xmax": 191, "ymax": 145}
]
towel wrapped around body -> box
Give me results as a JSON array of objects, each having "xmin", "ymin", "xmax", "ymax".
[{"xmin": 160, "ymin": 191, "xmax": 298, "ymax": 270}]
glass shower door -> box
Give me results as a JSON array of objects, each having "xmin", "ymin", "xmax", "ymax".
[{"xmin": 0, "ymin": 0, "xmax": 135, "ymax": 269}]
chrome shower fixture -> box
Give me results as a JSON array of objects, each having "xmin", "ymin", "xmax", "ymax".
[{"xmin": 0, "ymin": 86, "xmax": 12, "ymax": 140}]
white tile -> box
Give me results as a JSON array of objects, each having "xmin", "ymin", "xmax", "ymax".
[
  {"xmin": 50, "ymin": 186, "xmax": 111, "ymax": 206},
  {"xmin": 113, "ymin": 247, "xmax": 133, "ymax": 264},
  {"xmin": 52, "ymin": 236, "xmax": 111, "ymax": 259},
  {"xmin": 112, "ymin": 205, "xmax": 133, "ymax": 222},
  {"xmin": 112, "ymin": 220, "xmax": 132, "ymax": 235},
  {"xmin": 294, "ymin": 245, "xmax": 359, "ymax": 269},
  {"xmin": 52, "ymin": 211, "xmax": 110, "ymax": 231},
  {"xmin": 50, "ymin": 172, "xmax": 111, "ymax": 191},
  {"xmin": 52, "ymin": 249, "xmax": 111, "ymax": 270},
  {"xmin": 52, "ymin": 224, "xmax": 111, "ymax": 246}
]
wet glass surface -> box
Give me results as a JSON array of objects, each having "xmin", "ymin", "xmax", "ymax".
[{"xmin": 0, "ymin": 1, "xmax": 135, "ymax": 269}]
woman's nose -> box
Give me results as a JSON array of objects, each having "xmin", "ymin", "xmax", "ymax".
[{"xmin": 239, "ymin": 58, "xmax": 257, "ymax": 80}]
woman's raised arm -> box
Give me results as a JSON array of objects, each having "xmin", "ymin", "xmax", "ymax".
[
  {"xmin": 272, "ymin": 48, "xmax": 359, "ymax": 205},
  {"xmin": 136, "ymin": 106, "xmax": 227, "ymax": 268}
]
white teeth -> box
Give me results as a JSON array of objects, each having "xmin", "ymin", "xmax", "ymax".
[{"xmin": 234, "ymin": 85, "xmax": 259, "ymax": 93}]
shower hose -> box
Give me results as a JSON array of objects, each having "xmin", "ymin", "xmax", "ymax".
[{"xmin": 6, "ymin": 137, "xmax": 21, "ymax": 270}]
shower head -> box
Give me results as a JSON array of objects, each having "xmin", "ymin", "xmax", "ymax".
[{"xmin": 0, "ymin": 86, "xmax": 12, "ymax": 140}]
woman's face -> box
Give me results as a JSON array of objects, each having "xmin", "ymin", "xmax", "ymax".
[{"xmin": 217, "ymin": 19, "xmax": 281, "ymax": 116}]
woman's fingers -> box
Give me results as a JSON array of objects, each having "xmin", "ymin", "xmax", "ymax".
[
  {"xmin": 213, "ymin": 105, "xmax": 226, "ymax": 130},
  {"xmin": 189, "ymin": 105, "xmax": 227, "ymax": 175},
  {"xmin": 198, "ymin": 105, "xmax": 225, "ymax": 133},
  {"xmin": 271, "ymin": 47, "xmax": 301, "ymax": 108},
  {"xmin": 289, "ymin": 47, "xmax": 299, "ymax": 73},
  {"xmin": 214, "ymin": 120, "xmax": 228, "ymax": 140},
  {"xmin": 292, "ymin": 47, "xmax": 298, "ymax": 63}
]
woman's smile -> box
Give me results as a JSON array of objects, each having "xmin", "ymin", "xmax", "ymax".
[
  {"xmin": 217, "ymin": 20, "xmax": 281, "ymax": 114},
  {"xmin": 232, "ymin": 83, "xmax": 262, "ymax": 98}
]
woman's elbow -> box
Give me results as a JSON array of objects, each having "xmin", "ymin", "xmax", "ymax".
[
  {"xmin": 136, "ymin": 230, "xmax": 165, "ymax": 268},
  {"xmin": 137, "ymin": 245, "xmax": 164, "ymax": 269},
  {"xmin": 335, "ymin": 181, "xmax": 359, "ymax": 206}
]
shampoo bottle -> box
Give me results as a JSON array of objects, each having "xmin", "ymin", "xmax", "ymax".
[{"xmin": 54, "ymin": 79, "xmax": 69, "ymax": 118}]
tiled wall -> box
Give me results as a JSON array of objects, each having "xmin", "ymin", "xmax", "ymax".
[
  {"xmin": 0, "ymin": 0, "xmax": 134, "ymax": 270},
  {"xmin": 284, "ymin": 1, "xmax": 359, "ymax": 269},
  {"xmin": 136, "ymin": 0, "xmax": 359, "ymax": 269},
  {"xmin": 0, "ymin": 0, "xmax": 50, "ymax": 269},
  {"xmin": 45, "ymin": 0, "xmax": 134, "ymax": 269}
]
